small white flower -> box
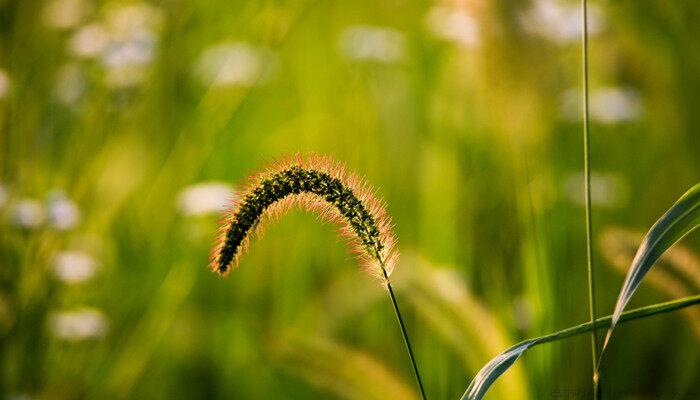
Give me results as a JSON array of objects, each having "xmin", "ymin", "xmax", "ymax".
[
  {"xmin": 12, "ymin": 199, "xmax": 45, "ymax": 228},
  {"xmin": 561, "ymin": 87, "xmax": 642, "ymax": 124},
  {"xmin": 97, "ymin": 3, "xmax": 162, "ymax": 88},
  {"xmin": 101, "ymin": 30, "xmax": 157, "ymax": 88},
  {"xmin": 178, "ymin": 182, "xmax": 234, "ymax": 216},
  {"xmin": 69, "ymin": 23, "xmax": 110, "ymax": 59},
  {"xmin": 50, "ymin": 308, "xmax": 108, "ymax": 341},
  {"xmin": 520, "ymin": 0, "xmax": 603, "ymax": 44},
  {"xmin": 425, "ymin": 5, "xmax": 479, "ymax": 48},
  {"xmin": 563, "ymin": 172, "xmax": 629, "ymax": 208},
  {"xmin": 194, "ymin": 42, "xmax": 274, "ymax": 88},
  {"xmin": 102, "ymin": 30, "xmax": 157, "ymax": 68},
  {"xmin": 46, "ymin": 191, "xmax": 81, "ymax": 229},
  {"xmin": 590, "ymin": 88, "xmax": 642, "ymax": 123},
  {"xmin": 339, "ymin": 25, "xmax": 406, "ymax": 63},
  {"xmin": 53, "ymin": 251, "xmax": 97, "ymax": 284}
]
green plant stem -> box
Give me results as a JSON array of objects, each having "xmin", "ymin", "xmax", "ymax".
[
  {"xmin": 518, "ymin": 293, "xmax": 700, "ymax": 353},
  {"xmin": 581, "ymin": 0, "xmax": 599, "ymax": 397},
  {"xmin": 382, "ymin": 265, "xmax": 426, "ymax": 400}
]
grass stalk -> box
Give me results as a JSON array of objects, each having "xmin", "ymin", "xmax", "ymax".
[
  {"xmin": 211, "ymin": 156, "xmax": 426, "ymax": 398},
  {"xmin": 516, "ymin": 293, "xmax": 700, "ymax": 357},
  {"xmin": 581, "ymin": 0, "xmax": 600, "ymax": 397},
  {"xmin": 381, "ymin": 266, "xmax": 427, "ymax": 400}
]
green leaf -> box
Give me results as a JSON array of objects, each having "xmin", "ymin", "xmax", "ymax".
[
  {"xmin": 460, "ymin": 339, "xmax": 538, "ymax": 400},
  {"xmin": 460, "ymin": 293, "xmax": 700, "ymax": 400},
  {"xmin": 599, "ymin": 183, "xmax": 700, "ymax": 363},
  {"xmin": 460, "ymin": 184, "xmax": 700, "ymax": 400}
]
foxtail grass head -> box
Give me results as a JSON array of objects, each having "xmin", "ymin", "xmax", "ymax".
[{"xmin": 210, "ymin": 154, "xmax": 398, "ymax": 286}]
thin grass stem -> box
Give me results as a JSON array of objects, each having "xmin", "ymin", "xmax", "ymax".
[
  {"xmin": 526, "ymin": 293, "xmax": 700, "ymax": 348},
  {"xmin": 581, "ymin": 0, "xmax": 600, "ymax": 397},
  {"xmin": 381, "ymin": 265, "xmax": 427, "ymax": 400}
]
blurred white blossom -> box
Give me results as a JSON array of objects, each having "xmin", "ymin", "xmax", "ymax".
[
  {"xmin": 53, "ymin": 251, "xmax": 97, "ymax": 284},
  {"xmin": 47, "ymin": 191, "xmax": 81, "ymax": 229},
  {"xmin": 0, "ymin": 69, "xmax": 10, "ymax": 100},
  {"xmin": 64, "ymin": 3, "xmax": 163, "ymax": 88},
  {"xmin": 178, "ymin": 182, "xmax": 234, "ymax": 216},
  {"xmin": 43, "ymin": 0, "xmax": 89, "ymax": 30},
  {"xmin": 102, "ymin": 31, "xmax": 157, "ymax": 88},
  {"xmin": 520, "ymin": 0, "xmax": 603, "ymax": 44},
  {"xmin": 12, "ymin": 199, "xmax": 45, "ymax": 228},
  {"xmin": 590, "ymin": 88, "xmax": 643, "ymax": 123},
  {"xmin": 194, "ymin": 42, "xmax": 275, "ymax": 88},
  {"xmin": 69, "ymin": 23, "xmax": 110, "ymax": 59},
  {"xmin": 564, "ymin": 172, "xmax": 629, "ymax": 208},
  {"xmin": 98, "ymin": 3, "xmax": 163, "ymax": 88},
  {"xmin": 54, "ymin": 64, "xmax": 87, "ymax": 106},
  {"xmin": 425, "ymin": 5, "xmax": 479, "ymax": 48},
  {"xmin": 102, "ymin": 30, "xmax": 157, "ymax": 68},
  {"xmin": 339, "ymin": 25, "xmax": 406, "ymax": 63},
  {"xmin": 562, "ymin": 87, "xmax": 642, "ymax": 123},
  {"xmin": 50, "ymin": 308, "xmax": 108, "ymax": 341}
]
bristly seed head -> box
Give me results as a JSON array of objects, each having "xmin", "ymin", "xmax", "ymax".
[{"xmin": 210, "ymin": 155, "xmax": 398, "ymax": 286}]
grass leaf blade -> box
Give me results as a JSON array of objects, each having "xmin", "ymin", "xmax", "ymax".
[
  {"xmin": 460, "ymin": 339, "xmax": 537, "ymax": 400},
  {"xmin": 461, "ymin": 293, "xmax": 700, "ymax": 400},
  {"xmin": 599, "ymin": 183, "xmax": 700, "ymax": 363}
]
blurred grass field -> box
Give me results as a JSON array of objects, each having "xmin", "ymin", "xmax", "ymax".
[{"xmin": 1, "ymin": 0, "xmax": 699, "ymax": 399}]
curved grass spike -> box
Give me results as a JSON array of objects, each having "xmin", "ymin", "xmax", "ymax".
[
  {"xmin": 211, "ymin": 154, "xmax": 426, "ymax": 399},
  {"xmin": 211, "ymin": 154, "xmax": 397, "ymax": 281}
]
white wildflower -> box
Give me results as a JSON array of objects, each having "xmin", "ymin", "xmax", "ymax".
[
  {"xmin": 12, "ymin": 199, "xmax": 45, "ymax": 228},
  {"xmin": 194, "ymin": 42, "xmax": 274, "ymax": 88},
  {"xmin": 178, "ymin": 182, "xmax": 234, "ymax": 216},
  {"xmin": 339, "ymin": 25, "xmax": 406, "ymax": 63},
  {"xmin": 520, "ymin": 0, "xmax": 603, "ymax": 44},
  {"xmin": 425, "ymin": 5, "xmax": 479, "ymax": 48},
  {"xmin": 69, "ymin": 23, "xmax": 110, "ymax": 59},
  {"xmin": 50, "ymin": 308, "xmax": 108, "ymax": 341},
  {"xmin": 53, "ymin": 251, "xmax": 97, "ymax": 284},
  {"xmin": 563, "ymin": 172, "xmax": 629, "ymax": 208}
]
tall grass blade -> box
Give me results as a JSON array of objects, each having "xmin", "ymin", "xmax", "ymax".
[
  {"xmin": 460, "ymin": 293, "xmax": 700, "ymax": 400},
  {"xmin": 598, "ymin": 183, "xmax": 700, "ymax": 367},
  {"xmin": 580, "ymin": 3, "xmax": 600, "ymax": 396},
  {"xmin": 460, "ymin": 339, "xmax": 537, "ymax": 400},
  {"xmin": 599, "ymin": 226, "xmax": 700, "ymax": 339}
]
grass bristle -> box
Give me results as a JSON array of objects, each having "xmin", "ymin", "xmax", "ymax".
[{"xmin": 210, "ymin": 154, "xmax": 397, "ymax": 286}]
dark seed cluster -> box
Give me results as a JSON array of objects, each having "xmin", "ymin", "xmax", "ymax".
[{"xmin": 215, "ymin": 166, "xmax": 384, "ymax": 274}]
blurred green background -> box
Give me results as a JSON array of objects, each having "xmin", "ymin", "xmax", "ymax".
[{"xmin": 1, "ymin": 0, "xmax": 699, "ymax": 399}]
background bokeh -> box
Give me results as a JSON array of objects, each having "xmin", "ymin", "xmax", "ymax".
[{"xmin": 1, "ymin": 0, "xmax": 699, "ymax": 399}]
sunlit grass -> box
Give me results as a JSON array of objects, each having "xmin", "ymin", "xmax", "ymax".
[{"xmin": 1, "ymin": 0, "xmax": 699, "ymax": 399}]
